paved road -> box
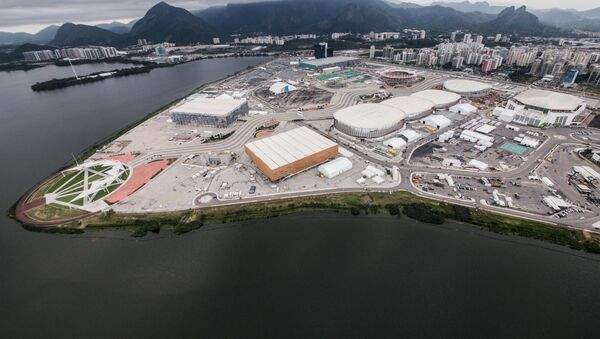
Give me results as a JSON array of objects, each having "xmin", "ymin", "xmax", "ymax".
[{"xmin": 127, "ymin": 58, "xmax": 600, "ymax": 231}]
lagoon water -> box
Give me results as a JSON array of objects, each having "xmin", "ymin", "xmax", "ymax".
[{"xmin": 1, "ymin": 57, "xmax": 600, "ymax": 338}]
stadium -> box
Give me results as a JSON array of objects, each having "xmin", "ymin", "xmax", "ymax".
[
  {"xmin": 379, "ymin": 69, "xmax": 422, "ymax": 86},
  {"xmin": 410, "ymin": 89, "xmax": 460, "ymax": 108},
  {"xmin": 334, "ymin": 103, "xmax": 407, "ymax": 138},
  {"xmin": 443, "ymin": 79, "xmax": 492, "ymax": 97},
  {"xmin": 170, "ymin": 95, "xmax": 248, "ymax": 127},
  {"xmin": 380, "ymin": 96, "xmax": 434, "ymax": 119},
  {"xmin": 506, "ymin": 89, "xmax": 586, "ymax": 126}
]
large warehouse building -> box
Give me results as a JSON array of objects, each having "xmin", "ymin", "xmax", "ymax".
[
  {"xmin": 299, "ymin": 56, "xmax": 361, "ymax": 71},
  {"xmin": 244, "ymin": 127, "xmax": 338, "ymax": 181},
  {"xmin": 171, "ymin": 95, "xmax": 248, "ymax": 127},
  {"xmin": 410, "ymin": 90, "xmax": 460, "ymax": 108},
  {"xmin": 334, "ymin": 103, "xmax": 407, "ymax": 138},
  {"xmin": 380, "ymin": 96, "xmax": 434, "ymax": 119},
  {"xmin": 443, "ymin": 79, "xmax": 492, "ymax": 97},
  {"xmin": 506, "ymin": 89, "xmax": 586, "ymax": 126}
]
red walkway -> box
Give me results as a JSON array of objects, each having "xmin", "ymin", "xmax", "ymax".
[{"xmin": 106, "ymin": 160, "xmax": 169, "ymax": 203}]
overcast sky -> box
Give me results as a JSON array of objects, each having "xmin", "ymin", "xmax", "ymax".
[{"xmin": 1, "ymin": 0, "xmax": 598, "ymax": 33}]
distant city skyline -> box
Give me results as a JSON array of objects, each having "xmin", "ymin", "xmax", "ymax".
[{"xmin": 1, "ymin": 0, "xmax": 598, "ymax": 34}]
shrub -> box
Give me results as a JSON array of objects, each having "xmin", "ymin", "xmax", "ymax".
[{"xmin": 403, "ymin": 204, "xmax": 445, "ymax": 224}]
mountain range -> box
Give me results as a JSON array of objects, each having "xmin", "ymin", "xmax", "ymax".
[
  {"xmin": 431, "ymin": 1, "xmax": 600, "ymax": 31},
  {"xmin": 128, "ymin": 2, "xmax": 215, "ymax": 44},
  {"xmin": 194, "ymin": 0, "xmax": 501, "ymax": 34},
  {"xmin": 96, "ymin": 20, "xmax": 138, "ymax": 35},
  {"xmin": 0, "ymin": 25, "xmax": 59, "ymax": 45},
  {"xmin": 0, "ymin": 0, "xmax": 596, "ymax": 47}
]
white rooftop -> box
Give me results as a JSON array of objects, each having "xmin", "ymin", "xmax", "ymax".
[
  {"xmin": 380, "ymin": 96, "xmax": 434, "ymax": 118},
  {"xmin": 444, "ymin": 79, "xmax": 491, "ymax": 94},
  {"xmin": 421, "ymin": 114, "xmax": 451, "ymax": 128},
  {"xmin": 476, "ymin": 124, "xmax": 496, "ymax": 134},
  {"xmin": 399, "ymin": 129, "xmax": 421, "ymax": 142},
  {"xmin": 383, "ymin": 137, "xmax": 407, "ymax": 149},
  {"xmin": 468, "ymin": 159, "xmax": 489, "ymax": 170},
  {"xmin": 334, "ymin": 103, "xmax": 406, "ymax": 129},
  {"xmin": 410, "ymin": 89, "xmax": 460, "ymax": 107},
  {"xmin": 450, "ymin": 103, "xmax": 477, "ymax": 114},
  {"xmin": 574, "ymin": 166, "xmax": 600, "ymax": 180},
  {"xmin": 172, "ymin": 96, "xmax": 247, "ymax": 117},
  {"xmin": 245, "ymin": 127, "xmax": 337, "ymax": 170},
  {"xmin": 514, "ymin": 89, "xmax": 584, "ymax": 111}
]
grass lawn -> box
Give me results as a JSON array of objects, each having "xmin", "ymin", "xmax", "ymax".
[{"xmin": 25, "ymin": 203, "xmax": 88, "ymax": 221}]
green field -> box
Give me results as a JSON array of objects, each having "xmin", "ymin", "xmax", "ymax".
[{"xmin": 317, "ymin": 70, "xmax": 364, "ymax": 81}]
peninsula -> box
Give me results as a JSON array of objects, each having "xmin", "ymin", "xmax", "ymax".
[{"xmin": 13, "ymin": 54, "xmax": 600, "ymax": 253}]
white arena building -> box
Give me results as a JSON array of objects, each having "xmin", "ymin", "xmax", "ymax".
[
  {"xmin": 410, "ymin": 90, "xmax": 460, "ymax": 108},
  {"xmin": 334, "ymin": 103, "xmax": 407, "ymax": 138},
  {"xmin": 380, "ymin": 96, "xmax": 434, "ymax": 119},
  {"xmin": 171, "ymin": 94, "xmax": 248, "ymax": 127},
  {"xmin": 443, "ymin": 79, "xmax": 492, "ymax": 97},
  {"xmin": 506, "ymin": 89, "xmax": 586, "ymax": 126}
]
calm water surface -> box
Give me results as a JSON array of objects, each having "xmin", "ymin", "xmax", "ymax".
[{"xmin": 1, "ymin": 58, "xmax": 600, "ymax": 338}]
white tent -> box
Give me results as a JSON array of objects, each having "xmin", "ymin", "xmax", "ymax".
[
  {"xmin": 467, "ymin": 159, "xmax": 489, "ymax": 171},
  {"xmin": 318, "ymin": 157, "xmax": 353, "ymax": 178},
  {"xmin": 398, "ymin": 129, "xmax": 421, "ymax": 143},
  {"xmin": 269, "ymin": 81, "xmax": 297, "ymax": 95},
  {"xmin": 493, "ymin": 107, "xmax": 517, "ymax": 122},
  {"xmin": 383, "ymin": 137, "xmax": 407, "ymax": 149},
  {"xmin": 450, "ymin": 103, "xmax": 477, "ymax": 115},
  {"xmin": 420, "ymin": 115, "xmax": 452, "ymax": 130},
  {"xmin": 476, "ymin": 124, "xmax": 496, "ymax": 134}
]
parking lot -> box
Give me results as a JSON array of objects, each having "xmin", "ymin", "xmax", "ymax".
[
  {"xmin": 413, "ymin": 172, "xmax": 580, "ymax": 216},
  {"xmin": 411, "ymin": 116, "xmax": 547, "ymax": 171}
]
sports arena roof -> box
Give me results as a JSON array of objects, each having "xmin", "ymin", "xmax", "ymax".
[
  {"xmin": 513, "ymin": 89, "xmax": 584, "ymax": 111},
  {"xmin": 172, "ymin": 96, "xmax": 247, "ymax": 117},
  {"xmin": 380, "ymin": 96, "xmax": 434, "ymax": 118},
  {"xmin": 334, "ymin": 103, "xmax": 406, "ymax": 130},
  {"xmin": 443, "ymin": 79, "xmax": 491, "ymax": 94},
  {"xmin": 410, "ymin": 90, "xmax": 460, "ymax": 108},
  {"xmin": 244, "ymin": 127, "xmax": 337, "ymax": 170}
]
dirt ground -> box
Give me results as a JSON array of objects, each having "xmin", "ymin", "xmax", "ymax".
[{"xmin": 255, "ymin": 88, "xmax": 333, "ymax": 109}]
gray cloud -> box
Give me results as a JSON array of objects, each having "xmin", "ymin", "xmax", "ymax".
[
  {"xmin": 1, "ymin": 0, "xmax": 597, "ymax": 33},
  {"xmin": 0, "ymin": 0, "xmax": 265, "ymax": 32}
]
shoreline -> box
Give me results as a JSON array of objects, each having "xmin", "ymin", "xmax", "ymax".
[
  {"xmin": 77, "ymin": 191, "xmax": 600, "ymax": 254},
  {"xmin": 31, "ymin": 54, "xmax": 272, "ymax": 91}
]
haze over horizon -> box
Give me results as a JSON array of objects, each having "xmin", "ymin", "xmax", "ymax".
[{"xmin": 1, "ymin": 0, "xmax": 598, "ymax": 34}]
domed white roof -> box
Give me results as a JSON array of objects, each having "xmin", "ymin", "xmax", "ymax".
[
  {"xmin": 514, "ymin": 89, "xmax": 584, "ymax": 112},
  {"xmin": 334, "ymin": 103, "xmax": 406, "ymax": 129},
  {"xmin": 380, "ymin": 96, "xmax": 434, "ymax": 118},
  {"xmin": 410, "ymin": 90, "xmax": 460, "ymax": 108},
  {"xmin": 443, "ymin": 79, "xmax": 491, "ymax": 94}
]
